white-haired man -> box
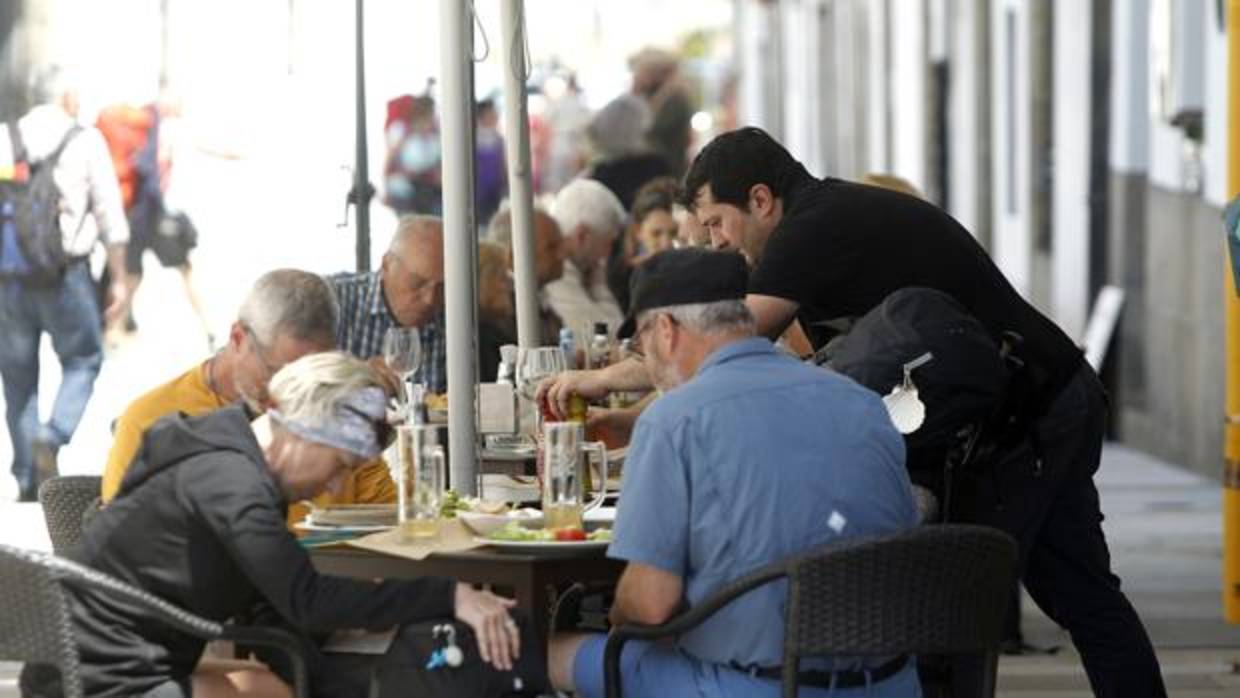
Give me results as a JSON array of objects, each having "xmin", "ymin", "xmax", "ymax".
[
  {"xmin": 544, "ymin": 178, "xmax": 626, "ymax": 340},
  {"xmin": 0, "ymin": 65, "xmax": 130, "ymax": 501},
  {"xmin": 548, "ymin": 249, "xmax": 919, "ymax": 697},
  {"xmin": 330, "ymin": 215, "xmax": 447, "ymax": 393}
]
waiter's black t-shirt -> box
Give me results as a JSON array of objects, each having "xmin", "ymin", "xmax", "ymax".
[{"xmin": 749, "ymin": 175, "xmax": 1083, "ymax": 404}]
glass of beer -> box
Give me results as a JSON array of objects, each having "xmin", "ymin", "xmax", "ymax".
[
  {"xmin": 542, "ymin": 421, "xmax": 609, "ymax": 531},
  {"xmin": 395, "ymin": 424, "xmax": 445, "ymax": 542}
]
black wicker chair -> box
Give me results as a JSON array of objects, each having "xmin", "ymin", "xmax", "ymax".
[
  {"xmin": 604, "ymin": 524, "xmax": 1017, "ymax": 698},
  {"xmin": 0, "ymin": 544, "xmax": 311, "ymax": 698},
  {"xmin": 37, "ymin": 475, "xmax": 103, "ymax": 555}
]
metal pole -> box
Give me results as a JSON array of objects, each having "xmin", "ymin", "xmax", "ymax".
[
  {"xmin": 352, "ymin": 0, "xmax": 373, "ymax": 272},
  {"xmin": 501, "ymin": 0, "xmax": 540, "ymax": 348},
  {"xmin": 440, "ymin": 0, "xmax": 479, "ymax": 495}
]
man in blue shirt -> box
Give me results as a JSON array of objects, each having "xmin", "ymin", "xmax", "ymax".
[
  {"xmin": 328, "ymin": 215, "xmax": 447, "ymax": 393},
  {"xmin": 548, "ymin": 249, "xmax": 921, "ymax": 697}
]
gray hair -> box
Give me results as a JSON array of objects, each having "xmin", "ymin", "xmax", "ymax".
[
  {"xmin": 486, "ymin": 203, "xmax": 555, "ymax": 249},
  {"xmin": 587, "ymin": 94, "xmax": 652, "ymax": 157},
  {"xmin": 638, "ymin": 299, "xmax": 755, "ymax": 336},
  {"xmin": 550, "ymin": 179, "xmax": 626, "ymax": 240},
  {"xmin": 237, "ymin": 269, "xmax": 339, "ymax": 347},
  {"xmin": 267, "ymin": 351, "xmax": 383, "ymax": 425},
  {"xmin": 28, "ymin": 64, "xmax": 73, "ymax": 105}
]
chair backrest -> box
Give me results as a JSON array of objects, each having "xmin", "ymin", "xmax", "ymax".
[
  {"xmin": 0, "ymin": 544, "xmax": 85, "ymax": 698},
  {"xmin": 785, "ymin": 524, "xmax": 1017, "ymax": 658},
  {"xmin": 39, "ymin": 475, "xmax": 103, "ymax": 555}
]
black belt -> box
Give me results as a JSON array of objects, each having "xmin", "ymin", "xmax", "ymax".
[{"xmin": 734, "ymin": 654, "xmax": 910, "ymax": 690}]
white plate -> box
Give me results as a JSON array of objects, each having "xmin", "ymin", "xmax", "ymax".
[
  {"xmin": 294, "ymin": 520, "xmax": 393, "ymax": 533},
  {"xmin": 476, "ymin": 537, "xmax": 609, "ymax": 555},
  {"xmin": 457, "ymin": 509, "xmax": 545, "ymax": 535}
]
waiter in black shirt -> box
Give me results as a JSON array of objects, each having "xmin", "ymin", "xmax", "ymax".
[{"xmin": 539, "ymin": 127, "xmax": 1164, "ymax": 698}]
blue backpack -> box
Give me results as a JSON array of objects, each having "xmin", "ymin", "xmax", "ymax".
[{"xmin": 0, "ymin": 122, "xmax": 82, "ymax": 286}]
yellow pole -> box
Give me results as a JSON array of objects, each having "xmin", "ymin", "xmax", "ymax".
[{"xmin": 1222, "ymin": 0, "xmax": 1240, "ymax": 624}]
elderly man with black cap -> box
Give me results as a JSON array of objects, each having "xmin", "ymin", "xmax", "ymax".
[{"xmin": 547, "ymin": 249, "xmax": 920, "ymax": 698}]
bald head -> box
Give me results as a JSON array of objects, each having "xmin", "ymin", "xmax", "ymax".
[
  {"xmin": 381, "ymin": 216, "xmax": 445, "ymax": 328},
  {"xmin": 487, "ymin": 206, "xmax": 565, "ymax": 286}
]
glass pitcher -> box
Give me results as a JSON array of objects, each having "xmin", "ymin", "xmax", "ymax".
[{"xmin": 541, "ymin": 421, "xmax": 609, "ymax": 531}]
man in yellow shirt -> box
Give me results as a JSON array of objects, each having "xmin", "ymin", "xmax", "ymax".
[{"xmin": 102, "ymin": 269, "xmax": 395, "ymax": 519}]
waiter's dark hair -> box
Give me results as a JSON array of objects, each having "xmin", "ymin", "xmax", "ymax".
[{"xmin": 679, "ymin": 127, "xmax": 809, "ymax": 211}]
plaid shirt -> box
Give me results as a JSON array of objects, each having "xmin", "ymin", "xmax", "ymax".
[{"xmin": 328, "ymin": 271, "xmax": 447, "ymax": 393}]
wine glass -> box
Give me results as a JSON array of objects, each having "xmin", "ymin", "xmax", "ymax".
[
  {"xmin": 383, "ymin": 327, "xmax": 423, "ymax": 417},
  {"xmin": 515, "ymin": 346, "xmax": 566, "ymax": 402}
]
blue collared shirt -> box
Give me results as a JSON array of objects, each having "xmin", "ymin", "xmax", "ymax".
[
  {"xmin": 327, "ymin": 271, "xmax": 446, "ymax": 393},
  {"xmin": 609, "ymin": 337, "xmax": 918, "ymax": 669}
]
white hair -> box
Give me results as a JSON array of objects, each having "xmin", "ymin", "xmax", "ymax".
[
  {"xmin": 550, "ymin": 179, "xmax": 626, "ymax": 240},
  {"xmin": 638, "ymin": 300, "xmax": 755, "ymax": 336},
  {"xmin": 237, "ymin": 269, "xmax": 339, "ymax": 347},
  {"xmin": 28, "ymin": 64, "xmax": 74, "ymax": 105},
  {"xmin": 267, "ymin": 351, "xmax": 383, "ymax": 424}
]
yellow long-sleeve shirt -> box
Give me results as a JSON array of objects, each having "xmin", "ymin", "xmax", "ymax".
[{"xmin": 102, "ymin": 362, "xmax": 396, "ymax": 524}]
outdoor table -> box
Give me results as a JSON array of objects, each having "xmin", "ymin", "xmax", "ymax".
[{"xmin": 310, "ymin": 544, "xmax": 624, "ymax": 642}]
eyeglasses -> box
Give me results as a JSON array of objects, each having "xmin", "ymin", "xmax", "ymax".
[
  {"xmin": 630, "ymin": 312, "xmax": 677, "ymax": 359},
  {"xmin": 243, "ymin": 324, "xmax": 281, "ymax": 377}
]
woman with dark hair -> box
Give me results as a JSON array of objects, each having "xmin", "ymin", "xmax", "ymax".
[{"xmin": 605, "ymin": 177, "xmax": 679, "ymax": 312}]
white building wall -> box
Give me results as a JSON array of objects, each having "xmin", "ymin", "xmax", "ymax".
[
  {"xmin": 889, "ymin": 0, "xmax": 928, "ymax": 190},
  {"xmin": 989, "ymin": 0, "xmax": 1032, "ymax": 296},
  {"xmin": 1051, "ymin": 0, "xmax": 1092, "ymax": 340}
]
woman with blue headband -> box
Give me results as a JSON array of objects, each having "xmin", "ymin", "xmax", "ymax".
[{"xmin": 33, "ymin": 352, "xmax": 524, "ymax": 698}]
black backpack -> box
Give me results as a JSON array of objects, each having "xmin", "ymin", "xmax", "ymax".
[
  {"xmin": 822, "ymin": 287, "xmax": 1021, "ymax": 499},
  {"xmin": 0, "ymin": 122, "xmax": 83, "ymax": 286}
]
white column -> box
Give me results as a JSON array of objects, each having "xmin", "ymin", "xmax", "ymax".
[
  {"xmin": 439, "ymin": 0, "xmax": 479, "ymax": 496},
  {"xmin": 1202, "ymin": 0, "xmax": 1228, "ymax": 206},
  {"xmin": 948, "ymin": 0, "xmax": 986, "ymax": 235},
  {"xmin": 1051, "ymin": 0, "xmax": 1093, "ymax": 340},
  {"xmin": 865, "ymin": 0, "xmax": 890, "ymax": 172},
  {"xmin": 1109, "ymin": 0, "xmax": 1150, "ymax": 174},
  {"xmin": 889, "ymin": 0, "xmax": 927, "ymax": 189},
  {"xmin": 989, "ymin": 0, "xmax": 1032, "ymax": 296},
  {"xmin": 500, "ymin": 0, "xmax": 540, "ymax": 348}
]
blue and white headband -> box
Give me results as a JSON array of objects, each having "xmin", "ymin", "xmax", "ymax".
[{"xmin": 268, "ymin": 386, "xmax": 389, "ymax": 460}]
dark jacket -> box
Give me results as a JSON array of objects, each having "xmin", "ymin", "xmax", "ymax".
[{"xmin": 67, "ymin": 406, "xmax": 456, "ymax": 697}]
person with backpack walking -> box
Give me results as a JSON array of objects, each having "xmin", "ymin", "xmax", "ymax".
[
  {"xmin": 538, "ymin": 127, "xmax": 1165, "ymax": 698},
  {"xmin": 0, "ymin": 65, "xmax": 129, "ymax": 502}
]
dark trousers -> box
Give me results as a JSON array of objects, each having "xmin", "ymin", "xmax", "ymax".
[{"xmin": 956, "ymin": 365, "xmax": 1165, "ymax": 697}]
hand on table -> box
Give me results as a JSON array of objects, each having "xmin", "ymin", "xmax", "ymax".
[{"xmin": 454, "ymin": 583, "xmax": 521, "ymax": 671}]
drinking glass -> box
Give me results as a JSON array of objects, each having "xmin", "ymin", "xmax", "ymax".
[
  {"xmin": 515, "ymin": 346, "xmax": 567, "ymax": 444},
  {"xmin": 395, "ymin": 424, "xmax": 445, "ymax": 542},
  {"xmin": 542, "ymin": 421, "xmax": 609, "ymax": 531},
  {"xmin": 383, "ymin": 327, "xmax": 423, "ymax": 417}
]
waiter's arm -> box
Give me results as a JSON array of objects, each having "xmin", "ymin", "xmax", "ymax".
[{"xmin": 746, "ymin": 293, "xmax": 800, "ymax": 340}]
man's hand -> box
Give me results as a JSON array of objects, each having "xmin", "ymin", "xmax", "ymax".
[
  {"xmin": 535, "ymin": 369, "xmax": 611, "ymax": 420},
  {"xmin": 103, "ymin": 281, "xmax": 128, "ymax": 325},
  {"xmin": 454, "ymin": 583, "xmax": 521, "ymax": 671}
]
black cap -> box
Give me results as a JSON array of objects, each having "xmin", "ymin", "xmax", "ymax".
[{"xmin": 617, "ymin": 248, "xmax": 749, "ymax": 338}]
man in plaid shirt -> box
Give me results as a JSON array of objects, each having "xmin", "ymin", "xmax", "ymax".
[{"xmin": 329, "ymin": 215, "xmax": 446, "ymax": 393}]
